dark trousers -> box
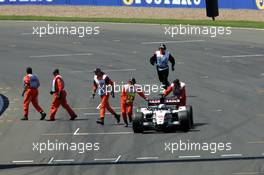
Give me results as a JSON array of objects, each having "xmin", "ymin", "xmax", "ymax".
[{"xmin": 157, "ymin": 68, "xmax": 170, "ymax": 89}]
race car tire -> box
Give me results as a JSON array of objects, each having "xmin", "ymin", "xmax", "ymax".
[
  {"xmin": 133, "ymin": 112, "xmax": 144, "ymax": 133},
  {"xmin": 186, "ymin": 106, "xmax": 194, "ymax": 128},
  {"xmin": 178, "ymin": 110, "xmax": 191, "ymax": 132}
]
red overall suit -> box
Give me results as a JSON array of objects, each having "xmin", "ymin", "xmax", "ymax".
[
  {"xmin": 163, "ymin": 82, "xmax": 186, "ymax": 108},
  {"xmin": 23, "ymin": 74, "xmax": 44, "ymax": 118},
  {"xmin": 121, "ymin": 84, "xmax": 147, "ymax": 123},
  {"xmin": 49, "ymin": 75, "xmax": 77, "ymax": 120},
  {"xmin": 93, "ymin": 74, "xmax": 118, "ymax": 120}
]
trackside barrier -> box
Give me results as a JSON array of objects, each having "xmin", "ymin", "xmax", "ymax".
[{"xmin": 0, "ymin": 0, "xmax": 262, "ymax": 10}]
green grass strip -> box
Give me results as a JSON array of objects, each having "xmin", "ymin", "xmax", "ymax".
[{"xmin": 0, "ymin": 15, "xmax": 264, "ymax": 29}]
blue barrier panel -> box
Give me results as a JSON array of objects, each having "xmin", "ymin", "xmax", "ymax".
[
  {"xmin": 0, "ymin": 0, "xmax": 262, "ymax": 10},
  {"xmin": 0, "ymin": 0, "xmax": 67, "ymax": 5},
  {"xmin": 123, "ymin": 0, "xmax": 205, "ymax": 8},
  {"xmin": 219, "ymin": 0, "xmax": 258, "ymax": 9},
  {"xmin": 69, "ymin": 0, "xmax": 122, "ymax": 6},
  {"xmin": 122, "ymin": 0, "xmax": 260, "ymax": 9}
]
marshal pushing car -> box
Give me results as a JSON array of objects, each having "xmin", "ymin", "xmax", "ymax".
[{"xmin": 132, "ymin": 95, "xmax": 193, "ymax": 133}]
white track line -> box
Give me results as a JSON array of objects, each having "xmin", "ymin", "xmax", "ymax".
[
  {"xmin": 48, "ymin": 157, "xmax": 54, "ymax": 164},
  {"xmin": 232, "ymin": 172, "xmax": 264, "ymax": 175},
  {"xmin": 42, "ymin": 133, "xmax": 73, "ymax": 136},
  {"xmin": 20, "ymin": 33, "xmax": 32, "ymax": 35},
  {"xmin": 70, "ymin": 69, "xmax": 136, "ymax": 73},
  {"xmin": 222, "ymin": 54, "xmax": 264, "ymax": 58},
  {"xmin": 141, "ymin": 40, "xmax": 205, "ymax": 45},
  {"xmin": 179, "ymin": 155, "xmax": 201, "ymax": 159},
  {"xmin": 43, "ymin": 131, "xmax": 133, "ymax": 136},
  {"xmin": 248, "ymin": 141, "xmax": 264, "ymax": 144},
  {"xmin": 84, "ymin": 112, "xmax": 111, "ymax": 115},
  {"xmin": 12, "ymin": 160, "xmax": 34, "ymax": 163},
  {"xmin": 53, "ymin": 159, "xmax": 75, "ymax": 163},
  {"xmin": 94, "ymin": 158, "xmax": 116, "ymax": 161},
  {"xmin": 221, "ymin": 154, "xmax": 243, "ymax": 157},
  {"xmin": 136, "ymin": 157, "xmax": 159, "ymax": 160},
  {"xmin": 96, "ymin": 103, "xmax": 101, "ymax": 110},
  {"xmin": 115, "ymin": 155, "xmax": 122, "ymax": 163},
  {"xmin": 73, "ymin": 107, "xmax": 120, "ymax": 110},
  {"xmin": 30, "ymin": 53, "xmax": 92, "ymax": 58},
  {"xmin": 76, "ymin": 132, "xmax": 133, "ymax": 136},
  {"xmin": 74, "ymin": 128, "xmax": 80, "ymax": 135}
]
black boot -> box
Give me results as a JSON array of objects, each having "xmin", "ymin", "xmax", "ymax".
[
  {"xmin": 114, "ymin": 114, "xmax": 120, "ymax": 124},
  {"xmin": 70, "ymin": 115, "xmax": 78, "ymax": 120},
  {"xmin": 124, "ymin": 119, "xmax": 128, "ymax": 127},
  {"xmin": 129, "ymin": 116, "xmax": 133, "ymax": 123},
  {"xmin": 96, "ymin": 118, "xmax": 104, "ymax": 125},
  {"xmin": 21, "ymin": 115, "xmax": 28, "ymax": 121},
  {"xmin": 40, "ymin": 112, "xmax": 46, "ymax": 120}
]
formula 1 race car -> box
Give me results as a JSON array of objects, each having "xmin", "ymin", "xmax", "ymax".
[{"xmin": 132, "ymin": 95, "xmax": 193, "ymax": 133}]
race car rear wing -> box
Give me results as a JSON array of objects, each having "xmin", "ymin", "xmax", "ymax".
[{"xmin": 148, "ymin": 97, "xmax": 180, "ymax": 106}]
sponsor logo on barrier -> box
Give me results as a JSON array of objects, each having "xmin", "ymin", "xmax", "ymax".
[
  {"xmin": 123, "ymin": 0, "xmax": 201, "ymax": 6},
  {"xmin": 123, "ymin": 0, "xmax": 134, "ymax": 5},
  {"xmin": 256, "ymin": 0, "xmax": 264, "ymax": 9},
  {"xmin": 0, "ymin": 0, "xmax": 53, "ymax": 2}
]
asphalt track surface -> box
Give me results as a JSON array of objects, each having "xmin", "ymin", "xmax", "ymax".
[{"xmin": 0, "ymin": 21, "xmax": 263, "ymax": 175}]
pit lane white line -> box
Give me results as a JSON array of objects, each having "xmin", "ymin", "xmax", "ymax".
[
  {"xmin": 136, "ymin": 157, "xmax": 159, "ymax": 160},
  {"xmin": 94, "ymin": 155, "xmax": 121, "ymax": 163},
  {"xmin": 43, "ymin": 131, "xmax": 133, "ymax": 136},
  {"xmin": 221, "ymin": 154, "xmax": 243, "ymax": 157},
  {"xmin": 179, "ymin": 155, "xmax": 201, "ymax": 159},
  {"xmin": 232, "ymin": 172, "xmax": 264, "ymax": 175},
  {"xmin": 94, "ymin": 158, "xmax": 116, "ymax": 161},
  {"xmin": 222, "ymin": 54, "xmax": 264, "ymax": 58},
  {"xmin": 141, "ymin": 40, "xmax": 205, "ymax": 45},
  {"xmin": 115, "ymin": 155, "xmax": 122, "ymax": 163},
  {"xmin": 248, "ymin": 141, "xmax": 264, "ymax": 144},
  {"xmin": 70, "ymin": 69, "xmax": 136, "ymax": 73},
  {"xmin": 72, "ymin": 107, "xmax": 120, "ymax": 110},
  {"xmin": 75, "ymin": 132, "xmax": 133, "ymax": 136},
  {"xmin": 12, "ymin": 160, "xmax": 34, "ymax": 164},
  {"xmin": 53, "ymin": 159, "xmax": 75, "ymax": 163},
  {"xmin": 84, "ymin": 112, "xmax": 111, "ymax": 115},
  {"xmin": 74, "ymin": 128, "xmax": 80, "ymax": 135},
  {"xmin": 29, "ymin": 53, "xmax": 93, "ymax": 58},
  {"xmin": 20, "ymin": 33, "xmax": 32, "ymax": 35},
  {"xmin": 48, "ymin": 157, "xmax": 54, "ymax": 164},
  {"xmin": 96, "ymin": 103, "xmax": 101, "ymax": 110}
]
